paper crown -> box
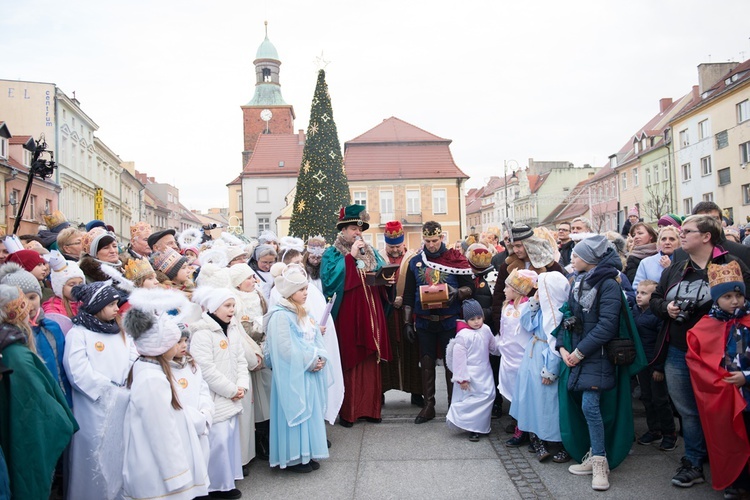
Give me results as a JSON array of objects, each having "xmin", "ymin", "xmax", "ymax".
[
  {"xmin": 124, "ymin": 258, "xmax": 155, "ymax": 282},
  {"xmin": 505, "ymin": 268, "xmax": 537, "ymax": 296},
  {"xmin": 466, "ymin": 244, "xmax": 492, "ymax": 270},
  {"xmin": 43, "ymin": 210, "xmax": 68, "ymax": 230},
  {"xmin": 384, "ymin": 221, "xmax": 404, "ymax": 245},
  {"xmin": 708, "ymin": 261, "xmax": 746, "ymax": 301},
  {"xmin": 4, "ymin": 293, "xmax": 29, "ymax": 324},
  {"xmin": 337, "ymin": 204, "xmax": 370, "ymax": 231},
  {"xmin": 422, "ymin": 222, "xmax": 442, "ymax": 238},
  {"xmin": 306, "ymin": 234, "xmax": 326, "ymax": 246},
  {"xmin": 2, "ymin": 235, "xmax": 24, "ymax": 254},
  {"xmin": 130, "ymin": 221, "xmax": 152, "ymax": 239}
]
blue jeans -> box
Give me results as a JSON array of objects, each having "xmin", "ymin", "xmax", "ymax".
[
  {"xmin": 664, "ymin": 346, "xmax": 706, "ymax": 467},
  {"xmin": 582, "ymin": 390, "xmax": 606, "ymax": 457}
]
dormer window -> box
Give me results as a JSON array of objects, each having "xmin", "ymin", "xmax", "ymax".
[{"xmin": 0, "ymin": 137, "xmax": 7, "ymax": 159}]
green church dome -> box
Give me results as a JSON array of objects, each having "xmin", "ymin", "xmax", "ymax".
[{"xmin": 256, "ymin": 36, "xmax": 279, "ymax": 61}]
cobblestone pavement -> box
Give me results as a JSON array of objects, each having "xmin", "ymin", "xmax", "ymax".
[{"xmin": 238, "ymin": 366, "xmax": 726, "ymax": 499}]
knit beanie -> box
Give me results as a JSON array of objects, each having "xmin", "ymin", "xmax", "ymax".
[
  {"xmin": 72, "ymin": 281, "xmax": 121, "ymax": 315},
  {"xmin": 192, "ymin": 286, "xmax": 236, "ymax": 314},
  {"xmin": 82, "ymin": 227, "xmax": 114, "ymax": 258},
  {"xmin": 708, "ymin": 261, "xmax": 746, "ymax": 301},
  {"xmin": 47, "ymin": 251, "xmax": 85, "ymax": 298},
  {"xmin": 229, "ymin": 264, "xmax": 256, "ymax": 288},
  {"xmin": 658, "ymin": 213, "xmax": 683, "ymax": 229},
  {"xmin": 124, "ymin": 288, "xmax": 189, "ymax": 356},
  {"xmin": 195, "ymin": 263, "xmax": 232, "ymax": 288},
  {"xmin": 224, "ymin": 246, "xmax": 248, "ymax": 265},
  {"xmin": 151, "ymin": 249, "xmax": 187, "ymax": 280},
  {"xmin": 462, "ymin": 299, "xmax": 484, "ymax": 321},
  {"xmin": 511, "ymin": 223, "xmax": 534, "ymax": 242},
  {"xmin": 6, "ymin": 249, "xmax": 44, "ymax": 272},
  {"xmin": 85, "ymin": 220, "xmax": 107, "ymax": 232},
  {"xmin": 572, "ymin": 235, "xmax": 609, "ymax": 265},
  {"xmin": 271, "ymin": 262, "xmax": 308, "ymax": 299},
  {"xmin": 0, "ymin": 263, "xmax": 42, "ymax": 296}
]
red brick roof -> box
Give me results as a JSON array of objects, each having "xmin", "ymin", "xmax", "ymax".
[
  {"xmin": 242, "ymin": 133, "xmax": 304, "ymax": 178},
  {"xmin": 9, "ymin": 135, "xmax": 32, "ymax": 145},
  {"xmin": 344, "ymin": 117, "xmax": 468, "ymax": 181},
  {"xmin": 673, "ymin": 59, "xmax": 750, "ymax": 121},
  {"xmin": 226, "ymin": 175, "xmax": 241, "ymax": 186}
]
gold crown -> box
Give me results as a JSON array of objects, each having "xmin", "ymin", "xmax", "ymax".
[
  {"xmin": 708, "ymin": 261, "xmax": 743, "ymax": 289},
  {"xmin": 422, "ymin": 226, "xmax": 443, "ymax": 238},
  {"xmin": 43, "ymin": 210, "xmax": 67, "ymax": 229},
  {"xmin": 505, "ymin": 269, "xmax": 537, "ymax": 296},
  {"xmin": 467, "ymin": 247, "xmax": 492, "ymax": 269},
  {"xmin": 124, "ymin": 258, "xmax": 155, "ymax": 282},
  {"xmin": 4, "ymin": 292, "xmax": 29, "ymax": 324}
]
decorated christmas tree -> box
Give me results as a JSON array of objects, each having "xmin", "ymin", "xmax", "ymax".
[{"xmin": 289, "ymin": 69, "xmax": 350, "ymax": 241}]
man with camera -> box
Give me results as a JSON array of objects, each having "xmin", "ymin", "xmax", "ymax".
[{"xmin": 650, "ymin": 214, "xmax": 750, "ymax": 488}]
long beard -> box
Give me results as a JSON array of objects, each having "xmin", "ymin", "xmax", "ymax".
[{"xmin": 306, "ymin": 262, "xmax": 321, "ymax": 280}]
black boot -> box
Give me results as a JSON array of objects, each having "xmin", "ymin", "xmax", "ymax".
[
  {"xmin": 255, "ymin": 420, "xmax": 269, "ymax": 460},
  {"xmin": 444, "ymin": 365, "xmax": 454, "ymax": 408},
  {"xmin": 410, "ymin": 393, "xmax": 425, "ymax": 407},
  {"xmin": 415, "ymin": 356, "xmax": 436, "ymax": 424}
]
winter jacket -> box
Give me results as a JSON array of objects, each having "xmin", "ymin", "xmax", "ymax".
[
  {"xmin": 471, "ymin": 270, "xmax": 495, "ymax": 332},
  {"xmin": 565, "ymin": 248, "xmax": 622, "ymax": 392},
  {"xmin": 190, "ymin": 312, "xmax": 251, "ymax": 423},
  {"xmin": 632, "ymin": 305, "xmax": 663, "ymax": 368},
  {"xmin": 33, "ymin": 315, "xmax": 72, "ymax": 407},
  {"xmin": 624, "ymin": 245, "xmax": 658, "ymax": 284},
  {"xmin": 558, "ymin": 240, "xmax": 574, "ymax": 269},
  {"xmin": 650, "ymin": 246, "xmax": 750, "ymax": 365},
  {"xmin": 42, "ymin": 296, "xmax": 80, "ymax": 318}
]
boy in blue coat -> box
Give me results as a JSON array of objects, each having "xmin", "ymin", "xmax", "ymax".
[{"xmin": 633, "ymin": 279, "xmax": 676, "ymax": 451}]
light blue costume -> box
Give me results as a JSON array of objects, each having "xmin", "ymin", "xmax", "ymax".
[
  {"xmin": 509, "ymin": 271, "xmax": 570, "ymax": 442},
  {"xmin": 264, "ymin": 304, "xmax": 330, "ymax": 469}
]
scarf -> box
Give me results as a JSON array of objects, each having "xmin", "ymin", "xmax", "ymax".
[
  {"xmin": 306, "ymin": 262, "xmax": 321, "ymax": 281},
  {"xmin": 629, "ymin": 242, "xmax": 658, "ymax": 260},
  {"xmin": 333, "ymin": 234, "xmax": 378, "ymax": 271},
  {"xmin": 72, "ymin": 310, "xmax": 121, "ymax": 334},
  {"xmin": 424, "ymin": 243, "xmax": 447, "ymax": 259},
  {"xmin": 708, "ymin": 301, "xmax": 750, "ymax": 370},
  {"xmin": 576, "ymin": 265, "xmax": 619, "ymax": 313},
  {"xmin": 208, "ymin": 312, "xmax": 230, "ymax": 336}
]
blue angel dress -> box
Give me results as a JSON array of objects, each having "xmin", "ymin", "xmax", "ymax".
[
  {"xmin": 509, "ymin": 271, "xmax": 570, "ymax": 442},
  {"xmin": 264, "ymin": 303, "xmax": 331, "ymax": 469}
]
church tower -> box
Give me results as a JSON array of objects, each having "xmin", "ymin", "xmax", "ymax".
[{"xmin": 241, "ymin": 22, "xmax": 295, "ymax": 166}]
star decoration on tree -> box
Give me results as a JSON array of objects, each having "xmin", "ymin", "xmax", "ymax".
[
  {"xmin": 321, "ymin": 113, "xmax": 330, "ymax": 123},
  {"xmin": 313, "ymin": 169, "xmax": 327, "ymax": 183},
  {"xmin": 309, "ymin": 122, "xmax": 319, "ymax": 136},
  {"xmin": 329, "ymin": 150, "xmax": 337, "ymax": 159},
  {"xmin": 297, "ymin": 199, "xmax": 306, "ymax": 212},
  {"xmin": 316, "ymin": 191, "xmax": 325, "ymax": 200},
  {"xmin": 314, "ymin": 51, "xmax": 330, "ymax": 71},
  {"xmin": 303, "ymin": 160, "xmax": 311, "ymax": 173}
]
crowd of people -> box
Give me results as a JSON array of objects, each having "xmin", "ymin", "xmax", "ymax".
[{"xmin": 2, "ymin": 200, "xmax": 750, "ymax": 499}]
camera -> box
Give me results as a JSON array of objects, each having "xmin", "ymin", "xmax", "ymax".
[
  {"xmin": 673, "ymin": 299, "xmax": 696, "ymax": 325},
  {"xmin": 563, "ymin": 316, "xmax": 582, "ymax": 334}
]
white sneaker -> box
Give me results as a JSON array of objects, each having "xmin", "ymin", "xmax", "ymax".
[
  {"xmin": 591, "ymin": 455, "xmax": 610, "ymax": 491},
  {"xmin": 568, "ymin": 449, "xmax": 593, "ymax": 475}
]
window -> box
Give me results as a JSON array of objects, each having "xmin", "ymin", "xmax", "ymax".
[
  {"xmin": 376, "ymin": 233, "xmax": 385, "ymax": 251},
  {"xmin": 9, "ymin": 189, "xmax": 19, "ymax": 217},
  {"xmin": 167, "ymin": 193, "xmax": 173, "ymax": 203},
  {"xmin": 257, "ymin": 187, "xmax": 269, "ymax": 203},
  {"xmin": 621, "ymin": 172, "xmax": 627, "ymax": 191},
  {"xmin": 679, "ymin": 129, "xmax": 689, "ymax": 147},
  {"xmin": 700, "ymin": 156, "xmax": 712, "ymax": 176},
  {"xmin": 432, "ymin": 188, "xmax": 447, "ymax": 214},
  {"xmin": 362, "ymin": 234, "xmax": 373, "ymax": 245},
  {"xmin": 681, "ymin": 163, "xmax": 691, "ymax": 181},
  {"xmin": 738, "ymin": 99, "xmax": 749, "ymax": 123},
  {"xmin": 698, "ymin": 119, "xmax": 709, "ymax": 140},
  {"xmin": 662, "ymin": 164, "xmax": 668, "ymax": 183},
  {"xmin": 653, "ymin": 165, "xmax": 659, "ymax": 183},
  {"xmin": 645, "ymin": 168, "xmax": 651, "ymax": 186},
  {"xmin": 632, "ymin": 167, "xmax": 639, "ymax": 186},
  {"xmin": 237, "ymin": 191, "xmax": 242, "ymax": 207},
  {"xmin": 257, "ymin": 215, "xmax": 270, "ymax": 235},
  {"xmin": 743, "ymin": 184, "xmax": 750, "ymax": 205},
  {"xmin": 718, "ymin": 167, "xmax": 731, "ymax": 186},
  {"xmin": 716, "ymin": 130, "xmax": 729, "ymax": 149},
  {"xmin": 683, "ymin": 197, "xmax": 693, "ymax": 214},
  {"xmin": 29, "ymin": 195, "xmax": 36, "ymax": 220},
  {"xmin": 45, "ymin": 199, "xmax": 51, "ymax": 215},
  {"xmin": 353, "ymin": 190, "xmax": 367, "ymax": 208},
  {"xmin": 0, "ymin": 137, "xmax": 6, "ymax": 159},
  {"xmin": 634, "ymin": 140, "xmax": 640, "ymax": 154},
  {"xmin": 741, "ymin": 142, "xmax": 750, "ymax": 165},
  {"xmin": 406, "ymin": 189, "xmax": 420, "ymax": 214},
  {"xmin": 379, "ymin": 190, "xmax": 394, "ymax": 218},
  {"xmin": 702, "ymin": 193, "xmax": 713, "ymax": 202}
]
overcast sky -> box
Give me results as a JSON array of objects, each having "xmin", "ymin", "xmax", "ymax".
[{"xmin": 2, "ymin": 0, "xmax": 749, "ymax": 211}]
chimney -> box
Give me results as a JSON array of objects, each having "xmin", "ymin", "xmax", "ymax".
[
  {"xmin": 298, "ymin": 129, "xmax": 305, "ymax": 145},
  {"xmin": 697, "ymin": 62, "xmax": 739, "ymax": 94},
  {"xmin": 691, "ymin": 85, "xmax": 699, "ymax": 102},
  {"xmin": 659, "ymin": 98, "xmax": 673, "ymax": 113}
]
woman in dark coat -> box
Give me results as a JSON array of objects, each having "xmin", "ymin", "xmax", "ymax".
[{"xmin": 624, "ymin": 222, "xmax": 658, "ymax": 283}]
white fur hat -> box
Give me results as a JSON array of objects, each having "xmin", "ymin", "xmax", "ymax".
[
  {"xmin": 50, "ymin": 260, "xmax": 86, "ymax": 298},
  {"xmin": 124, "ymin": 308, "xmax": 182, "ymax": 357},
  {"xmin": 271, "ymin": 262, "xmax": 308, "ymax": 298},
  {"xmin": 195, "ymin": 263, "xmax": 232, "ymax": 289},
  {"xmin": 192, "ymin": 286, "xmax": 236, "ymax": 314}
]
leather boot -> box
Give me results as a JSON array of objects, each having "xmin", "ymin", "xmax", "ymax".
[
  {"xmin": 444, "ymin": 365, "xmax": 454, "ymax": 408},
  {"xmin": 415, "ymin": 355, "xmax": 436, "ymax": 424}
]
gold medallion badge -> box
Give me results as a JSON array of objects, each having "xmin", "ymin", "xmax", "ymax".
[
  {"xmin": 219, "ymin": 340, "xmax": 228, "ymax": 349},
  {"xmin": 178, "ymin": 378, "xmax": 188, "ymax": 389},
  {"xmin": 94, "ymin": 341, "xmax": 105, "ymax": 352}
]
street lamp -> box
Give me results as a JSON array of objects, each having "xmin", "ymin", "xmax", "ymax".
[{"xmin": 503, "ymin": 160, "xmax": 519, "ymax": 221}]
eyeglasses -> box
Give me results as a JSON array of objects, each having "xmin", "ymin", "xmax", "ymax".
[{"xmin": 680, "ymin": 229, "xmax": 702, "ymax": 236}]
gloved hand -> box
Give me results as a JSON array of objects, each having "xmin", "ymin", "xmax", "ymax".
[{"xmin": 403, "ymin": 305, "xmax": 416, "ymax": 343}]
